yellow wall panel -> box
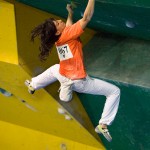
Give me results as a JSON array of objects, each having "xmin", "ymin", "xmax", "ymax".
[
  {"xmin": 0, "ymin": 0, "xmax": 18, "ymax": 64},
  {"xmin": 0, "ymin": 61, "xmax": 104, "ymax": 149},
  {"xmin": 0, "ymin": 120, "xmax": 103, "ymax": 150}
]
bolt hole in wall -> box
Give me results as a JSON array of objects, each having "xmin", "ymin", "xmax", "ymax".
[
  {"xmin": 0, "ymin": 88, "xmax": 12, "ymax": 97},
  {"xmin": 60, "ymin": 143, "xmax": 67, "ymax": 150},
  {"xmin": 125, "ymin": 20, "xmax": 135, "ymax": 28},
  {"xmin": 58, "ymin": 107, "xmax": 72, "ymax": 120},
  {"xmin": 0, "ymin": 88, "xmax": 37, "ymax": 112}
]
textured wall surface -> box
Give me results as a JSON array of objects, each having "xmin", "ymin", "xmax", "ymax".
[
  {"xmin": 0, "ymin": 1, "xmax": 104, "ymax": 149},
  {"xmin": 1, "ymin": 0, "xmax": 150, "ymax": 149},
  {"xmin": 79, "ymin": 32, "xmax": 150, "ymax": 150},
  {"xmin": 17, "ymin": 0, "xmax": 150, "ymax": 39}
]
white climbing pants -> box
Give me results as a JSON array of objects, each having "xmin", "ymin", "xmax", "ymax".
[{"xmin": 31, "ymin": 64, "xmax": 120, "ymax": 125}]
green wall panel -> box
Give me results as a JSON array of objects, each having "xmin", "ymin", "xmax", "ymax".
[
  {"xmin": 96, "ymin": 0, "xmax": 150, "ymax": 7},
  {"xmin": 17, "ymin": 0, "xmax": 150, "ymax": 40},
  {"xmin": 78, "ymin": 81, "xmax": 150, "ymax": 150},
  {"xmin": 78, "ymin": 32, "xmax": 150, "ymax": 150}
]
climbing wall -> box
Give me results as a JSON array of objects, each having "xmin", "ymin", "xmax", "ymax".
[
  {"xmin": 0, "ymin": 0, "xmax": 104, "ymax": 149},
  {"xmin": 79, "ymin": 32, "xmax": 150, "ymax": 150},
  {"xmin": 16, "ymin": 0, "xmax": 150, "ymax": 40},
  {"xmin": 1, "ymin": 0, "xmax": 150, "ymax": 150}
]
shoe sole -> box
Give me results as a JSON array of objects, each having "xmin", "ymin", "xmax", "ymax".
[
  {"xmin": 95, "ymin": 126, "xmax": 112, "ymax": 142},
  {"xmin": 102, "ymin": 132, "xmax": 112, "ymax": 142},
  {"xmin": 25, "ymin": 80, "xmax": 35, "ymax": 94}
]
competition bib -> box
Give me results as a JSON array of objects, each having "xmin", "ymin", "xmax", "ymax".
[{"xmin": 56, "ymin": 44, "xmax": 73, "ymax": 61}]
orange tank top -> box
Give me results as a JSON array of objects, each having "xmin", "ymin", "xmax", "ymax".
[{"xmin": 55, "ymin": 21, "xmax": 87, "ymax": 80}]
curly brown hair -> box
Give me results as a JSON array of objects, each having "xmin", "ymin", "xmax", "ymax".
[{"xmin": 31, "ymin": 18, "xmax": 60, "ymax": 61}]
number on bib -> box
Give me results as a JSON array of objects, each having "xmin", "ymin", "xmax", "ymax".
[{"xmin": 56, "ymin": 44, "xmax": 73, "ymax": 61}]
